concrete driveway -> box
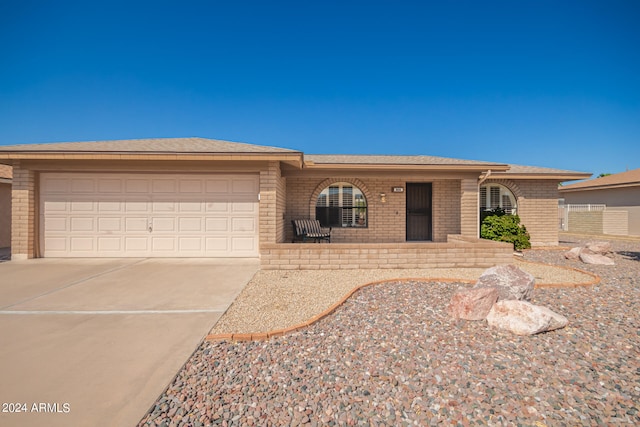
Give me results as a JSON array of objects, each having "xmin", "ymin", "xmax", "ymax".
[{"xmin": 0, "ymin": 258, "xmax": 258, "ymax": 427}]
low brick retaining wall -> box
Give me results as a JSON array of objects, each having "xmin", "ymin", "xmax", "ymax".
[{"xmin": 260, "ymin": 235, "xmax": 513, "ymax": 270}]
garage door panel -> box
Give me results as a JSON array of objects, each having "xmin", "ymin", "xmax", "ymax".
[
  {"xmin": 231, "ymin": 202, "xmax": 257, "ymax": 213},
  {"xmin": 206, "ymin": 237, "xmax": 229, "ymax": 252},
  {"xmin": 98, "ymin": 217, "xmax": 122, "ymax": 232},
  {"xmin": 45, "ymin": 217, "xmax": 68, "ymax": 232},
  {"xmin": 152, "ymin": 201, "xmax": 176, "ymax": 213},
  {"xmin": 206, "ymin": 217, "xmax": 229, "ymax": 232},
  {"xmin": 70, "ymin": 179, "xmax": 95, "ymax": 193},
  {"xmin": 41, "ymin": 173, "xmax": 259, "ymax": 257},
  {"xmin": 178, "ymin": 237, "xmax": 203, "ymax": 251},
  {"xmin": 98, "ymin": 201, "xmax": 122, "ymax": 212},
  {"xmin": 46, "ymin": 201, "xmax": 68, "ymax": 212},
  {"xmin": 46, "ymin": 237, "xmax": 68, "ymax": 252},
  {"xmin": 151, "ymin": 237, "xmax": 176, "ymax": 252},
  {"xmin": 152, "ymin": 179, "xmax": 176, "ymax": 193},
  {"xmin": 70, "ymin": 201, "xmax": 95, "ymax": 212},
  {"xmin": 232, "ymin": 179, "xmax": 258, "ymax": 194},
  {"xmin": 97, "ymin": 179, "xmax": 122, "ymax": 193},
  {"xmin": 126, "ymin": 179, "xmax": 150, "ymax": 193},
  {"xmin": 70, "ymin": 217, "xmax": 94, "ymax": 232},
  {"xmin": 125, "ymin": 237, "xmax": 149, "ymax": 251},
  {"xmin": 97, "ymin": 237, "xmax": 122, "ymax": 252},
  {"xmin": 178, "ymin": 217, "xmax": 203, "ymax": 232},
  {"xmin": 42, "ymin": 178, "xmax": 70, "ymax": 194},
  {"xmin": 179, "ymin": 202, "xmax": 203, "ymax": 212},
  {"xmin": 180, "ymin": 180, "xmax": 203, "ymax": 193},
  {"xmin": 206, "ymin": 202, "xmax": 229, "ymax": 213},
  {"xmin": 70, "ymin": 237, "xmax": 94, "ymax": 251},
  {"xmin": 205, "ymin": 179, "xmax": 229, "ymax": 194},
  {"xmin": 125, "ymin": 201, "xmax": 149, "ymax": 212},
  {"xmin": 231, "ymin": 237, "xmax": 256, "ymax": 252},
  {"xmin": 125, "ymin": 217, "xmax": 149, "ymax": 232},
  {"xmin": 231, "ymin": 217, "xmax": 256, "ymax": 233},
  {"xmin": 152, "ymin": 217, "xmax": 177, "ymax": 232}
]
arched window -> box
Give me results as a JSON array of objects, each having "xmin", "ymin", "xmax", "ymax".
[
  {"xmin": 316, "ymin": 182, "xmax": 367, "ymax": 227},
  {"xmin": 480, "ymin": 184, "xmax": 517, "ymax": 214}
]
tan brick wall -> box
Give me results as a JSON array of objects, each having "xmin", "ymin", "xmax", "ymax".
[
  {"xmin": 568, "ymin": 211, "xmax": 603, "ymax": 234},
  {"xmin": 460, "ymin": 178, "xmax": 478, "ymax": 237},
  {"xmin": 283, "ymin": 173, "xmax": 467, "ymax": 243},
  {"xmin": 260, "ymin": 235, "xmax": 513, "ymax": 270},
  {"xmin": 603, "ymin": 210, "xmax": 628, "ymax": 235},
  {"xmin": 275, "ymin": 164, "xmax": 287, "ymax": 243},
  {"xmin": 0, "ymin": 182, "xmax": 11, "ymax": 248},
  {"xmin": 259, "ymin": 162, "xmax": 280, "ymax": 245},
  {"xmin": 486, "ymin": 179, "xmax": 559, "ymax": 246},
  {"xmin": 11, "ymin": 164, "xmax": 36, "ymax": 259}
]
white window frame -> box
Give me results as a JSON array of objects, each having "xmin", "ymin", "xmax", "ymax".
[
  {"xmin": 316, "ymin": 182, "xmax": 367, "ymax": 227},
  {"xmin": 480, "ymin": 184, "xmax": 517, "ymax": 214}
]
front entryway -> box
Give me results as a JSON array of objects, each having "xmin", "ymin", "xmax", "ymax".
[{"xmin": 406, "ymin": 183, "xmax": 432, "ymax": 241}]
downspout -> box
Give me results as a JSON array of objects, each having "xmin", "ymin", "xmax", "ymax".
[
  {"xmin": 477, "ymin": 170, "xmax": 492, "ymax": 237},
  {"xmin": 478, "ymin": 169, "xmax": 492, "ymax": 186}
]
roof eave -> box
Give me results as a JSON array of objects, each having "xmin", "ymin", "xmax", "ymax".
[
  {"xmin": 0, "ymin": 151, "xmax": 304, "ymax": 168},
  {"xmin": 494, "ymin": 172, "xmax": 592, "ymax": 181},
  {"xmin": 559, "ymin": 181, "xmax": 640, "ymax": 192}
]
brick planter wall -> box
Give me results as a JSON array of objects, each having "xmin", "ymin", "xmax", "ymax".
[{"xmin": 260, "ymin": 235, "xmax": 512, "ymax": 270}]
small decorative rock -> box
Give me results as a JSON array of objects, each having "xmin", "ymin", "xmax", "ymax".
[
  {"xmin": 486, "ymin": 300, "xmax": 568, "ymax": 335},
  {"xmin": 474, "ymin": 264, "xmax": 535, "ymax": 301},
  {"xmin": 446, "ymin": 287, "xmax": 499, "ymax": 320}
]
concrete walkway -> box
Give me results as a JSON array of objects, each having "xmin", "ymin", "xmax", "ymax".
[{"xmin": 0, "ymin": 258, "xmax": 258, "ymax": 427}]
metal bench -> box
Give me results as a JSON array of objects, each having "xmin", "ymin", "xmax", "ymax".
[{"xmin": 292, "ymin": 219, "xmax": 332, "ymax": 243}]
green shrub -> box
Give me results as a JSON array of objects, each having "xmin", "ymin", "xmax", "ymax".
[{"xmin": 480, "ymin": 208, "xmax": 531, "ymax": 250}]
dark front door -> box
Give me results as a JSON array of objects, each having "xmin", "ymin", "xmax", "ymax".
[{"xmin": 406, "ymin": 183, "xmax": 432, "ymax": 241}]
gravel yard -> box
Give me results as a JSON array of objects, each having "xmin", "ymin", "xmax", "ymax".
[{"xmin": 139, "ymin": 235, "xmax": 640, "ymax": 426}]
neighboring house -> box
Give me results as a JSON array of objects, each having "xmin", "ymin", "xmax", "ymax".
[
  {"xmin": 0, "ymin": 138, "xmax": 589, "ymax": 268},
  {"xmin": 0, "ymin": 164, "xmax": 11, "ymax": 248},
  {"xmin": 559, "ymin": 168, "xmax": 640, "ymax": 236}
]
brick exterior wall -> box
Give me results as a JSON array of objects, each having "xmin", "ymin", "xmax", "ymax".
[
  {"xmin": 0, "ymin": 182, "xmax": 11, "ymax": 248},
  {"xmin": 259, "ymin": 161, "xmax": 282, "ymax": 246},
  {"xmin": 261, "ymin": 235, "xmax": 513, "ymax": 270},
  {"xmin": 11, "ymin": 163, "xmax": 36, "ymax": 259},
  {"xmin": 460, "ymin": 178, "xmax": 478, "ymax": 237},
  {"xmin": 283, "ymin": 173, "xmax": 472, "ymax": 244},
  {"xmin": 485, "ymin": 179, "xmax": 559, "ymax": 246}
]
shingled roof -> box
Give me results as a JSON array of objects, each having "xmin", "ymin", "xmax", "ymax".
[
  {"xmin": 0, "ymin": 137, "xmax": 299, "ymax": 154},
  {"xmin": 305, "ymin": 154, "xmax": 506, "ymax": 167},
  {"xmin": 495, "ymin": 164, "xmax": 591, "ymax": 179},
  {"xmin": 560, "ymin": 168, "xmax": 640, "ymax": 191},
  {"xmin": 304, "ymin": 155, "xmax": 590, "ymax": 179}
]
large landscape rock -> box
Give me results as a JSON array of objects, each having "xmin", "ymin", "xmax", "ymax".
[
  {"xmin": 474, "ymin": 264, "xmax": 535, "ymax": 301},
  {"xmin": 486, "ymin": 300, "xmax": 568, "ymax": 335},
  {"xmin": 564, "ymin": 241, "xmax": 615, "ymax": 265},
  {"xmin": 564, "ymin": 247, "xmax": 582, "ymax": 260},
  {"xmin": 447, "ymin": 287, "xmax": 499, "ymax": 321},
  {"xmin": 579, "ymin": 248, "xmax": 615, "ymax": 265},
  {"xmin": 586, "ymin": 241, "xmax": 612, "ymax": 255}
]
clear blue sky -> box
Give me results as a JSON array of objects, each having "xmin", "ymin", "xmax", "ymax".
[{"xmin": 1, "ymin": 1, "xmax": 638, "ymax": 177}]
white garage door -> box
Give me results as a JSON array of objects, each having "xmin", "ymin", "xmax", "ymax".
[{"xmin": 40, "ymin": 173, "xmax": 259, "ymax": 257}]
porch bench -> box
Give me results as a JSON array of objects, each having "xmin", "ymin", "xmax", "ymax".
[{"xmin": 292, "ymin": 219, "xmax": 332, "ymax": 243}]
